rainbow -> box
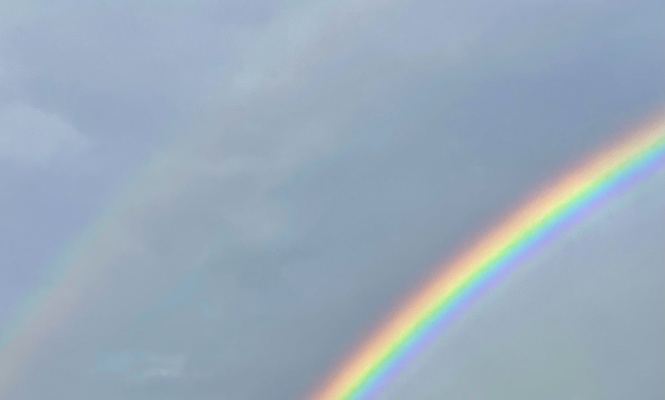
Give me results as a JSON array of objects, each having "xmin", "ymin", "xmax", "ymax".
[{"xmin": 310, "ymin": 117, "xmax": 665, "ymax": 400}]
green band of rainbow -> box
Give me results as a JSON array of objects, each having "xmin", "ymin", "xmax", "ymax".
[{"xmin": 311, "ymin": 118, "xmax": 665, "ymax": 399}]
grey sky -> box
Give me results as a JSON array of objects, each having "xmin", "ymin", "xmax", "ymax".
[{"xmin": 0, "ymin": 0, "xmax": 662, "ymax": 399}]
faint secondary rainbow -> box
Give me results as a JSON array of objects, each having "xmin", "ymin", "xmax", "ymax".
[{"xmin": 310, "ymin": 117, "xmax": 665, "ymax": 400}]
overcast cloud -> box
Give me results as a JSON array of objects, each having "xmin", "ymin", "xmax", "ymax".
[{"xmin": 0, "ymin": 0, "xmax": 663, "ymax": 399}]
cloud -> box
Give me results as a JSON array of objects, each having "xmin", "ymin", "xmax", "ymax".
[
  {"xmin": 92, "ymin": 351, "xmax": 186, "ymax": 384},
  {"xmin": 0, "ymin": 101, "xmax": 87, "ymax": 166},
  {"xmin": 130, "ymin": 353, "xmax": 186, "ymax": 383}
]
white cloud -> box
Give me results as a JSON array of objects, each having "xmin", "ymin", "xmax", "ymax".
[
  {"xmin": 131, "ymin": 353, "xmax": 186, "ymax": 383},
  {"xmin": 93, "ymin": 351, "xmax": 187, "ymax": 383},
  {"xmin": 0, "ymin": 101, "xmax": 87, "ymax": 166}
]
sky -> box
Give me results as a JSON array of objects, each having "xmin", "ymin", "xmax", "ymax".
[{"xmin": 0, "ymin": 0, "xmax": 663, "ymax": 399}]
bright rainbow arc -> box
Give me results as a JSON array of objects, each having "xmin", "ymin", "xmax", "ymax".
[{"xmin": 311, "ymin": 117, "xmax": 665, "ymax": 400}]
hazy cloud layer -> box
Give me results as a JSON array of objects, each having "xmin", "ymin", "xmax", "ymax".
[
  {"xmin": 0, "ymin": 101, "xmax": 87, "ymax": 166},
  {"xmin": 0, "ymin": 0, "xmax": 662, "ymax": 399}
]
